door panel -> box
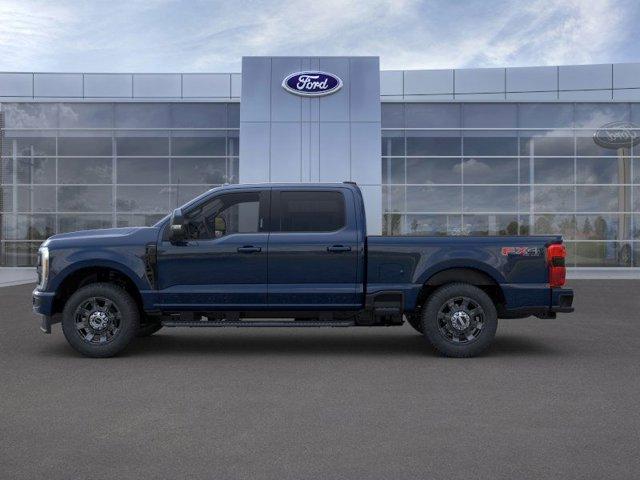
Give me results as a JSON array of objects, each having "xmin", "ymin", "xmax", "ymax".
[
  {"xmin": 267, "ymin": 188, "xmax": 360, "ymax": 308},
  {"xmin": 156, "ymin": 189, "xmax": 270, "ymax": 310}
]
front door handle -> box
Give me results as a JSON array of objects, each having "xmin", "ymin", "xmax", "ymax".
[
  {"xmin": 237, "ymin": 246, "xmax": 262, "ymax": 253},
  {"xmin": 327, "ymin": 245, "xmax": 352, "ymax": 253}
]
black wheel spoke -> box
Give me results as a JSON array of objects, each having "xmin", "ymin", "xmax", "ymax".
[
  {"xmin": 74, "ymin": 296, "xmax": 122, "ymax": 345},
  {"xmin": 437, "ymin": 295, "xmax": 485, "ymax": 345}
]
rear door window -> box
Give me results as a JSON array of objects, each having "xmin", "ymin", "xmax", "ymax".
[{"xmin": 277, "ymin": 191, "xmax": 345, "ymax": 232}]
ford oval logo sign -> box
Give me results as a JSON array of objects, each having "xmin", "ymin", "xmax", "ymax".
[
  {"xmin": 282, "ymin": 71, "xmax": 343, "ymax": 97},
  {"xmin": 593, "ymin": 121, "xmax": 640, "ymax": 149}
]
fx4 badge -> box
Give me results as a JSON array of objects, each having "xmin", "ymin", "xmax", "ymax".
[{"xmin": 501, "ymin": 247, "xmax": 544, "ymax": 257}]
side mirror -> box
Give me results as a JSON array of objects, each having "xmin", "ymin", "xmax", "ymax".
[{"xmin": 169, "ymin": 208, "xmax": 186, "ymax": 244}]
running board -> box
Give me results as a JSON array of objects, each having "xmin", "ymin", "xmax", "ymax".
[{"xmin": 162, "ymin": 320, "xmax": 356, "ymax": 328}]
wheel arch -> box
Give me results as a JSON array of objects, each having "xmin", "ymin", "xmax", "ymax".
[
  {"xmin": 414, "ymin": 266, "xmax": 505, "ymax": 315},
  {"xmin": 51, "ymin": 262, "xmax": 143, "ymax": 315}
]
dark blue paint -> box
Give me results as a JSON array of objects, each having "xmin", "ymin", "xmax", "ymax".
[{"xmin": 34, "ymin": 182, "xmax": 571, "ymax": 319}]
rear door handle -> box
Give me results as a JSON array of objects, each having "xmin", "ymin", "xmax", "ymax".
[
  {"xmin": 237, "ymin": 246, "xmax": 262, "ymax": 253},
  {"xmin": 327, "ymin": 245, "xmax": 352, "ymax": 253}
]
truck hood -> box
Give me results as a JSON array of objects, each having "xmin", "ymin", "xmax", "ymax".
[{"xmin": 43, "ymin": 226, "xmax": 160, "ymax": 248}]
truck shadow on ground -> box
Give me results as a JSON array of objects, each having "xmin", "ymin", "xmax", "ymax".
[{"xmin": 110, "ymin": 331, "xmax": 559, "ymax": 358}]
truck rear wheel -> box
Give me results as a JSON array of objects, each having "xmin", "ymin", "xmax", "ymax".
[
  {"xmin": 421, "ymin": 283, "xmax": 497, "ymax": 358},
  {"xmin": 61, "ymin": 283, "xmax": 140, "ymax": 358}
]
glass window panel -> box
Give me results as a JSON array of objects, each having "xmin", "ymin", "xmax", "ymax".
[
  {"xmin": 116, "ymin": 158, "xmax": 169, "ymax": 184},
  {"xmin": 406, "ymin": 186, "xmax": 461, "ymax": 213},
  {"xmin": 463, "ymin": 135, "xmax": 518, "ymax": 156},
  {"xmin": 574, "ymin": 242, "xmax": 631, "ymax": 267},
  {"xmin": 58, "ymin": 158, "xmax": 112, "ymax": 184},
  {"xmin": 405, "ymin": 214, "xmax": 462, "ymax": 236},
  {"xmin": 16, "ymin": 186, "xmax": 56, "ymax": 212},
  {"xmin": 171, "ymin": 158, "xmax": 227, "ymax": 184},
  {"xmin": 114, "ymin": 104, "xmax": 170, "ymax": 128},
  {"xmin": 0, "ymin": 242, "xmax": 39, "ymax": 267},
  {"xmin": 1, "ymin": 186, "xmax": 13, "ymax": 211},
  {"xmin": 634, "ymin": 243, "xmax": 640, "ymax": 267},
  {"xmin": 519, "ymin": 134, "xmax": 574, "ymax": 156},
  {"xmin": 58, "ymin": 137, "xmax": 113, "ymax": 156},
  {"xmin": 58, "ymin": 214, "xmax": 113, "ymax": 233},
  {"xmin": 381, "ymin": 131, "xmax": 404, "ymax": 156},
  {"xmin": 6, "ymin": 214, "xmax": 56, "ymax": 240},
  {"xmin": 171, "ymin": 135, "xmax": 226, "ymax": 156},
  {"xmin": 462, "ymin": 157, "xmax": 517, "ymax": 184},
  {"xmin": 463, "ymin": 186, "xmax": 518, "ymax": 213},
  {"xmin": 575, "ymin": 214, "xmax": 629, "ymax": 241},
  {"xmin": 519, "ymin": 186, "xmax": 531, "ymax": 213},
  {"xmin": 462, "ymin": 214, "xmax": 520, "ymax": 236},
  {"xmin": 382, "ymin": 213, "xmax": 404, "ymax": 235},
  {"xmin": 228, "ymin": 103, "xmax": 240, "ymax": 127},
  {"xmin": 170, "ymin": 103, "xmax": 227, "ymax": 128},
  {"xmin": 382, "ymin": 186, "xmax": 405, "ymax": 212},
  {"xmin": 1, "ymin": 158, "xmax": 12, "ymax": 184},
  {"xmin": 533, "ymin": 186, "xmax": 575, "ymax": 212},
  {"xmin": 406, "ymin": 131, "xmax": 461, "ymax": 156},
  {"xmin": 3, "ymin": 136, "xmax": 56, "ymax": 156},
  {"xmin": 533, "ymin": 158, "xmax": 574, "ymax": 184},
  {"xmin": 406, "ymin": 158, "xmax": 461, "ymax": 184},
  {"xmin": 577, "ymin": 186, "xmax": 629, "ymax": 212},
  {"xmin": 16, "ymin": 157, "xmax": 55, "ymax": 184},
  {"xmin": 117, "ymin": 214, "xmax": 166, "ymax": 228},
  {"xmin": 382, "ymin": 158, "xmax": 405, "ymax": 184},
  {"xmin": 576, "ymin": 135, "xmax": 629, "ymax": 156},
  {"xmin": 634, "ymin": 158, "xmax": 640, "ymax": 183},
  {"xmin": 381, "ymin": 103, "xmax": 404, "ymax": 128},
  {"xmin": 634, "ymin": 215, "xmax": 640, "ymax": 239},
  {"xmin": 576, "ymin": 157, "xmax": 628, "ymax": 184},
  {"xmin": 116, "ymin": 136, "xmax": 168, "ymax": 156},
  {"xmin": 228, "ymin": 158, "xmax": 239, "ymax": 184},
  {"xmin": 463, "ymin": 104, "xmax": 517, "ymax": 128},
  {"xmin": 2, "ymin": 103, "xmax": 58, "ymax": 128},
  {"xmin": 533, "ymin": 214, "xmax": 576, "ymax": 239},
  {"xmin": 279, "ymin": 191, "xmax": 344, "ymax": 233},
  {"xmin": 635, "ymin": 186, "xmax": 640, "ymax": 212},
  {"xmin": 117, "ymin": 186, "xmax": 172, "ymax": 213},
  {"xmin": 174, "ymin": 185, "xmax": 214, "ymax": 207},
  {"xmin": 406, "ymin": 104, "xmax": 460, "ymax": 128},
  {"xmin": 227, "ymin": 130, "xmax": 239, "ymax": 157},
  {"xmin": 519, "ymin": 158, "xmax": 530, "ymax": 184},
  {"xmin": 58, "ymin": 186, "xmax": 113, "ymax": 212},
  {"xmin": 58, "ymin": 103, "xmax": 113, "ymax": 128},
  {"xmin": 574, "ymin": 103, "xmax": 630, "ymax": 128},
  {"xmin": 518, "ymin": 104, "xmax": 574, "ymax": 129}
]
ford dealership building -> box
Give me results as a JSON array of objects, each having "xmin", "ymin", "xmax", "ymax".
[{"xmin": 0, "ymin": 57, "xmax": 639, "ymax": 274}]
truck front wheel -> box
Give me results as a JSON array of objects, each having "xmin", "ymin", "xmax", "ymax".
[
  {"xmin": 61, "ymin": 283, "xmax": 140, "ymax": 358},
  {"xmin": 422, "ymin": 283, "xmax": 497, "ymax": 358}
]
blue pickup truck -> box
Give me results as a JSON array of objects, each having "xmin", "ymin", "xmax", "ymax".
[{"xmin": 33, "ymin": 182, "xmax": 573, "ymax": 358}]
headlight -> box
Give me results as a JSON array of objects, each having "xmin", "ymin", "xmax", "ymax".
[{"xmin": 38, "ymin": 246, "xmax": 49, "ymax": 290}]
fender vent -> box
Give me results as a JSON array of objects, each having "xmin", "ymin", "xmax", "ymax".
[{"xmin": 144, "ymin": 243, "xmax": 157, "ymax": 288}]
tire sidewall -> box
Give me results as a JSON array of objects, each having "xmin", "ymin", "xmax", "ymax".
[
  {"xmin": 422, "ymin": 283, "xmax": 498, "ymax": 357},
  {"xmin": 61, "ymin": 283, "xmax": 140, "ymax": 357}
]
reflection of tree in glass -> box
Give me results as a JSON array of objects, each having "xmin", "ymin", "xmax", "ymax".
[
  {"xmin": 506, "ymin": 222, "xmax": 518, "ymax": 235},
  {"xmin": 411, "ymin": 218, "xmax": 419, "ymax": 233},
  {"xmin": 582, "ymin": 217, "xmax": 593, "ymax": 237},
  {"xmin": 594, "ymin": 216, "xmax": 607, "ymax": 240}
]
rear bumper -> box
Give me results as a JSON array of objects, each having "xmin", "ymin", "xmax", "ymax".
[
  {"xmin": 550, "ymin": 288, "xmax": 574, "ymax": 313},
  {"xmin": 499, "ymin": 287, "xmax": 574, "ymax": 319}
]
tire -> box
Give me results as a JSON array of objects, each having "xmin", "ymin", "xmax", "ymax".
[
  {"xmin": 422, "ymin": 283, "xmax": 497, "ymax": 358},
  {"xmin": 137, "ymin": 317, "xmax": 163, "ymax": 338},
  {"xmin": 61, "ymin": 282, "xmax": 140, "ymax": 358},
  {"xmin": 406, "ymin": 314, "xmax": 424, "ymax": 334}
]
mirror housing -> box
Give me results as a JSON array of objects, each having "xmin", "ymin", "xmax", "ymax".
[{"xmin": 169, "ymin": 208, "xmax": 186, "ymax": 244}]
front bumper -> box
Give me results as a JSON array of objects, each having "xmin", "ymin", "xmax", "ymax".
[{"xmin": 33, "ymin": 288, "xmax": 58, "ymax": 334}]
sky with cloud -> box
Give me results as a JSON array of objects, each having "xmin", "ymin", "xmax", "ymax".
[{"xmin": 0, "ymin": 0, "xmax": 638, "ymax": 72}]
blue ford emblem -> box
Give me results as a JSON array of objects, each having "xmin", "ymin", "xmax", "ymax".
[{"xmin": 282, "ymin": 71, "xmax": 343, "ymax": 97}]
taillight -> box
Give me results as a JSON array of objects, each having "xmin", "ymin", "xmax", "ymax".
[{"xmin": 547, "ymin": 244, "xmax": 566, "ymax": 288}]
